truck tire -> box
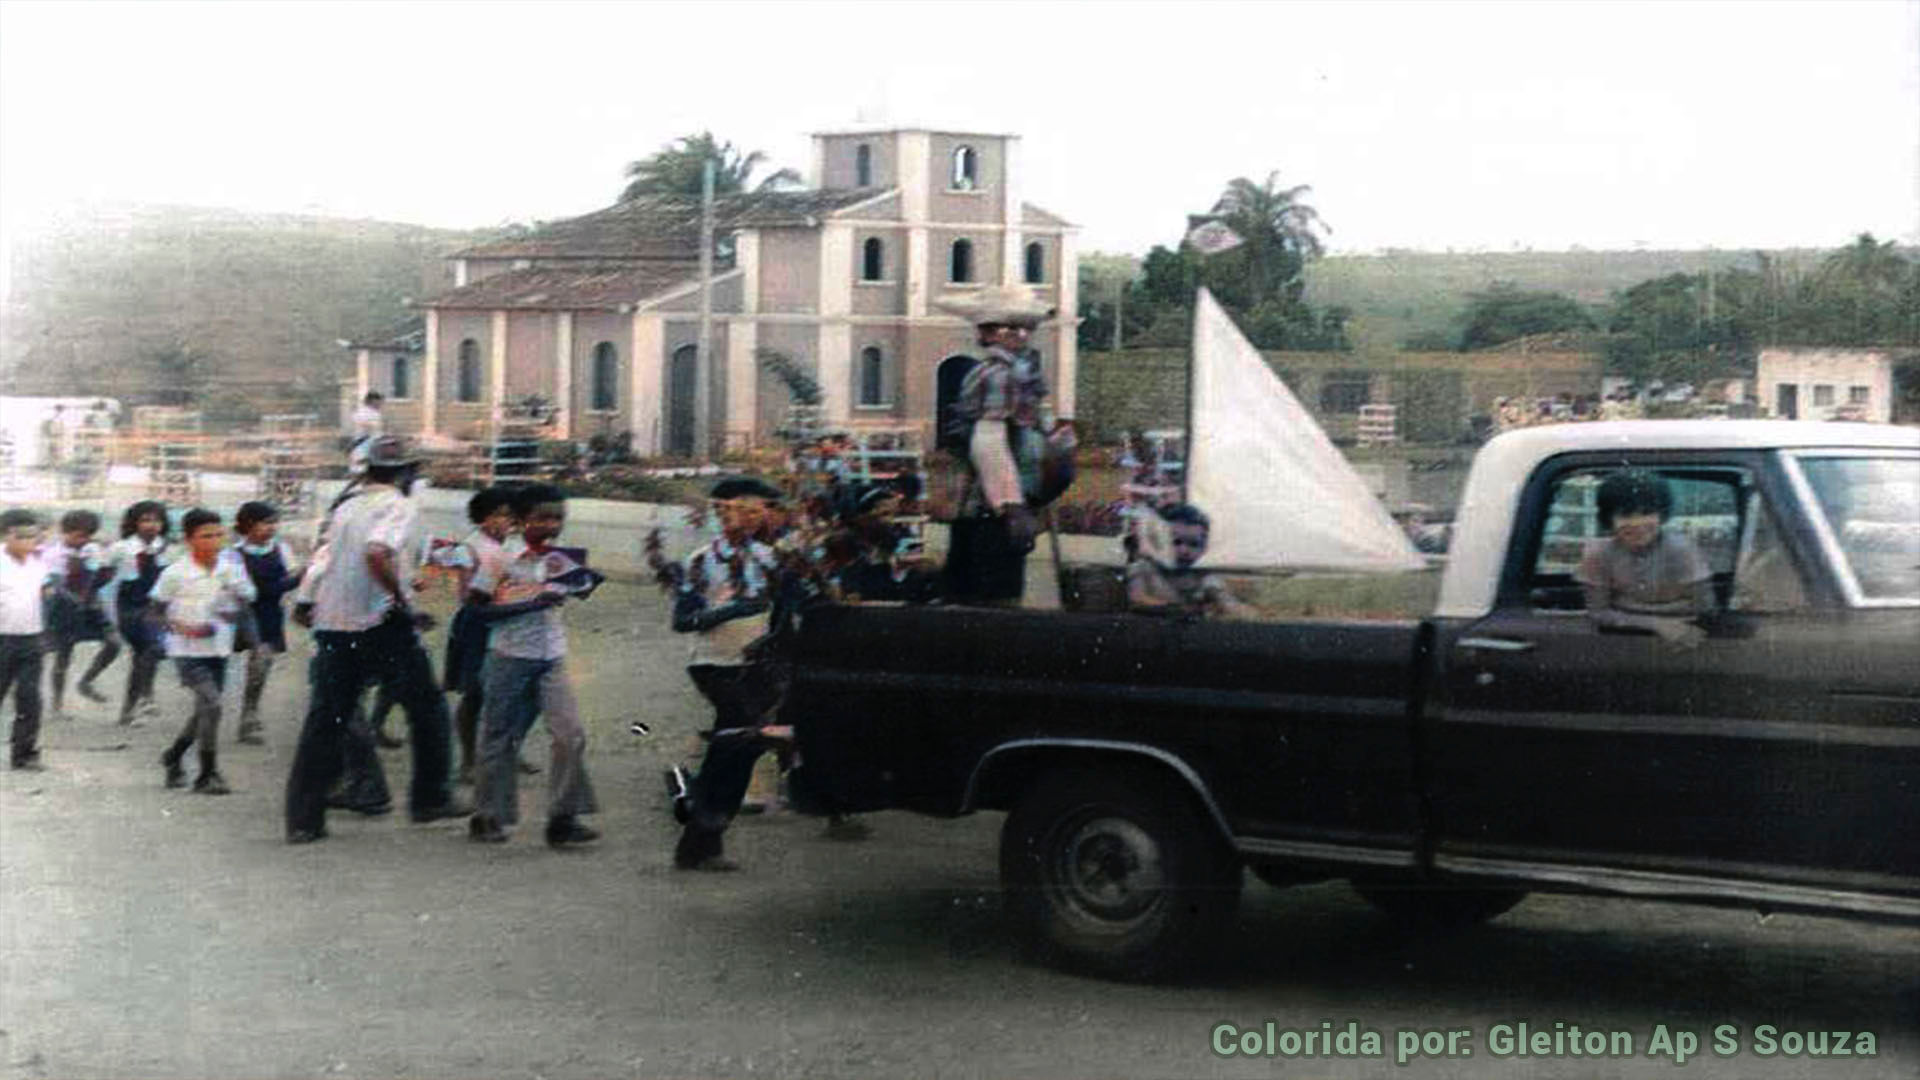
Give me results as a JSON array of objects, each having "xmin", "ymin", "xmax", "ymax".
[
  {"xmin": 1351, "ymin": 879, "xmax": 1526, "ymax": 931},
  {"xmin": 999, "ymin": 766, "xmax": 1241, "ymax": 979}
]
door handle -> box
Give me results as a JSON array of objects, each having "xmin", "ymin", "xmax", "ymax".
[{"xmin": 1458, "ymin": 636, "xmax": 1536, "ymax": 653}]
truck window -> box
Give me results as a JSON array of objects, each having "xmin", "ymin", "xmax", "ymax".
[
  {"xmin": 1796, "ymin": 455, "xmax": 1920, "ymax": 604},
  {"xmin": 1729, "ymin": 492, "xmax": 1809, "ymax": 613},
  {"xmin": 1528, "ymin": 467, "xmax": 1747, "ymax": 611}
]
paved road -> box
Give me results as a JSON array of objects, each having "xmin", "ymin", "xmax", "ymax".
[{"xmin": 3, "ymin": 581, "xmax": 1915, "ymax": 1079}]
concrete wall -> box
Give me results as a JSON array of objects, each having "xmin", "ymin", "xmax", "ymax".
[
  {"xmin": 852, "ymin": 229, "xmax": 905, "ymax": 316},
  {"xmin": 756, "ymin": 230, "xmax": 819, "ymax": 313},
  {"xmin": 927, "ymin": 133, "xmax": 1006, "ymax": 224},
  {"xmin": 755, "ymin": 322, "xmax": 817, "ymax": 440},
  {"xmin": 1756, "ymin": 348, "xmax": 1893, "ymax": 422},
  {"xmin": 817, "ymin": 133, "xmax": 897, "ymax": 189},
  {"xmin": 848, "ymin": 325, "xmax": 909, "ymax": 422},
  {"xmin": 931, "ymin": 228, "xmax": 1000, "ymax": 287},
  {"xmin": 505, "ymin": 311, "xmax": 555, "ymax": 399},
  {"xmin": 571, "ymin": 311, "xmax": 633, "ymax": 436}
]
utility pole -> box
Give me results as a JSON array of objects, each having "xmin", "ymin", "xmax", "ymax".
[
  {"xmin": 1112, "ymin": 277, "xmax": 1124, "ymax": 351},
  {"xmin": 695, "ymin": 158, "xmax": 715, "ymax": 460}
]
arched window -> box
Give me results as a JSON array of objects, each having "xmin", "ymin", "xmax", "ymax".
[
  {"xmin": 951, "ymin": 145, "xmax": 977, "ymax": 190},
  {"xmin": 455, "ymin": 339, "xmax": 481, "ymax": 403},
  {"xmin": 1024, "ymin": 241, "xmax": 1045, "ymax": 284},
  {"xmin": 949, "ymin": 239, "xmax": 974, "ymax": 283},
  {"xmin": 854, "ymin": 143, "xmax": 872, "ymax": 187},
  {"xmin": 858, "ymin": 346, "xmax": 885, "ymax": 407},
  {"xmin": 861, "ymin": 237, "xmax": 884, "ymax": 282},
  {"xmin": 391, "ymin": 355, "xmax": 411, "ymax": 400},
  {"xmin": 591, "ymin": 342, "xmax": 619, "ymax": 411}
]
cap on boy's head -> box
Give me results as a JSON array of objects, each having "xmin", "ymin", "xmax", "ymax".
[{"xmin": 709, "ymin": 476, "xmax": 782, "ymax": 502}]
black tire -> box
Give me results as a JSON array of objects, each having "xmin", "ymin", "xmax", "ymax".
[
  {"xmin": 999, "ymin": 765, "xmax": 1241, "ymax": 979},
  {"xmin": 1351, "ymin": 879, "xmax": 1527, "ymax": 931}
]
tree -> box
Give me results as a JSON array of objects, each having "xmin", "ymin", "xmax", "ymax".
[
  {"xmin": 1456, "ymin": 283, "xmax": 1594, "ymax": 351},
  {"xmin": 620, "ymin": 132, "xmax": 801, "ymax": 201},
  {"xmin": 1199, "ymin": 172, "xmax": 1328, "ymax": 309}
]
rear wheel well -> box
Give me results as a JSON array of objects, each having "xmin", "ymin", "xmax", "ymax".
[{"xmin": 969, "ymin": 746, "xmax": 1232, "ymax": 850}]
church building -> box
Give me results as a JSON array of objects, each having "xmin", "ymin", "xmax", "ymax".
[{"xmin": 344, "ymin": 129, "xmax": 1078, "ymax": 456}]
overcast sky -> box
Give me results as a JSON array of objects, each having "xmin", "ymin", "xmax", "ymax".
[{"xmin": 1, "ymin": 0, "xmax": 1916, "ymax": 267}]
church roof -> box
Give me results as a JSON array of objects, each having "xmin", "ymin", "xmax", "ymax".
[
  {"xmin": 342, "ymin": 316, "xmax": 425, "ymax": 352},
  {"xmin": 453, "ymin": 189, "xmax": 884, "ymax": 260},
  {"xmin": 1021, "ymin": 202, "xmax": 1073, "ymax": 228},
  {"xmin": 420, "ymin": 263, "xmax": 702, "ymax": 312}
]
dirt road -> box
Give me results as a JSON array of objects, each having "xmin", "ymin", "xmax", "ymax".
[{"xmin": 3, "ymin": 582, "xmax": 1916, "ymax": 1078}]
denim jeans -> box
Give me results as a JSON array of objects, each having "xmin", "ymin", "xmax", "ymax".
[{"xmin": 474, "ymin": 654, "xmax": 596, "ymax": 827}]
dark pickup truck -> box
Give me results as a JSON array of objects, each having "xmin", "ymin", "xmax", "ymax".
[{"xmin": 781, "ymin": 421, "xmax": 1920, "ymax": 977}]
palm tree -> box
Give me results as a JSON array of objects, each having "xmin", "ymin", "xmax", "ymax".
[
  {"xmin": 1204, "ymin": 172, "xmax": 1329, "ymax": 305},
  {"xmin": 620, "ymin": 132, "xmax": 802, "ymax": 202}
]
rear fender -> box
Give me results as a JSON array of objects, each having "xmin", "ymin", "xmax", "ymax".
[{"xmin": 961, "ymin": 739, "xmax": 1235, "ymax": 850}]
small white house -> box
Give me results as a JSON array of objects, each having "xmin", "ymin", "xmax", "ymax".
[{"xmin": 1754, "ymin": 348, "xmax": 1893, "ymax": 423}]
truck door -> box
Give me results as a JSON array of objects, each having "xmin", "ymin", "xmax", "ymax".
[{"xmin": 1427, "ymin": 451, "xmax": 1920, "ymax": 894}]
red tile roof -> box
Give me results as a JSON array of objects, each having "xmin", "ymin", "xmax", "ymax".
[
  {"xmin": 420, "ymin": 263, "xmax": 702, "ymax": 311},
  {"xmin": 452, "ymin": 190, "xmax": 884, "ymax": 260}
]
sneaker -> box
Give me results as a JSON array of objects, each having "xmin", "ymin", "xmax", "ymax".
[
  {"xmin": 10, "ymin": 753, "xmax": 44, "ymax": 772},
  {"xmin": 286, "ymin": 826, "xmax": 328, "ymax": 845},
  {"xmin": 544, "ymin": 817, "xmax": 601, "ymax": 849},
  {"xmin": 192, "ymin": 772, "xmax": 231, "ymax": 796},
  {"xmin": 161, "ymin": 752, "xmax": 186, "ymax": 789},
  {"xmin": 236, "ymin": 729, "xmax": 265, "ymax": 746},
  {"xmin": 468, "ymin": 815, "xmax": 508, "ymax": 844},
  {"xmin": 76, "ymin": 682, "xmax": 108, "ymax": 705},
  {"xmin": 674, "ymin": 854, "xmax": 740, "ymax": 872}
]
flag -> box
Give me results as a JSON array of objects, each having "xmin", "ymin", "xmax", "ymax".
[{"xmin": 1183, "ymin": 217, "xmax": 1244, "ymax": 256}]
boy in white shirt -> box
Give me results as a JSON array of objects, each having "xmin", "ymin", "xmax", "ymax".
[
  {"xmin": 0, "ymin": 509, "xmax": 52, "ymax": 770},
  {"xmin": 151, "ymin": 509, "xmax": 256, "ymax": 793}
]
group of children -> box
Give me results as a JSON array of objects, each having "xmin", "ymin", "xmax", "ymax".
[
  {"xmin": 1, "ymin": 481, "xmax": 606, "ymax": 850},
  {"xmin": 1, "ymin": 499, "xmax": 300, "ymax": 783}
]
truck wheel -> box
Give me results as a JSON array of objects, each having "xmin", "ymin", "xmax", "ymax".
[
  {"xmin": 1000, "ymin": 766, "xmax": 1241, "ymax": 979},
  {"xmin": 1351, "ymin": 879, "xmax": 1526, "ymax": 931}
]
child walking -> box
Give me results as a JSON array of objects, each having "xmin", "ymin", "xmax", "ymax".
[
  {"xmin": 103, "ymin": 500, "xmax": 172, "ymax": 725},
  {"xmin": 42, "ymin": 509, "xmax": 119, "ymax": 717},
  {"xmin": 441, "ymin": 485, "xmax": 518, "ymax": 785},
  {"xmin": 467, "ymin": 483, "xmax": 599, "ymax": 847},
  {"xmin": 0, "ymin": 509, "xmax": 52, "ymax": 770},
  {"xmin": 231, "ymin": 502, "xmax": 302, "ymax": 745},
  {"xmin": 151, "ymin": 508, "xmax": 255, "ymax": 793}
]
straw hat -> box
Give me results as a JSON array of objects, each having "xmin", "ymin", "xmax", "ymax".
[{"xmin": 933, "ymin": 284, "xmax": 1056, "ymax": 328}]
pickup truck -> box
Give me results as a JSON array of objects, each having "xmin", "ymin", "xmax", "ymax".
[{"xmin": 780, "ymin": 420, "xmax": 1920, "ymax": 977}]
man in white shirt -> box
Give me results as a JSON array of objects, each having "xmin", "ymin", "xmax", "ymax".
[
  {"xmin": 0, "ymin": 509, "xmax": 51, "ymax": 770},
  {"xmin": 284, "ymin": 436, "xmax": 465, "ymax": 843},
  {"xmin": 151, "ymin": 509, "xmax": 256, "ymax": 793}
]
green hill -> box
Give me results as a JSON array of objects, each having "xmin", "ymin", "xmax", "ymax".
[
  {"xmin": 1303, "ymin": 247, "xmax": 1827, "ymax": 350},
  {"xmin": 0, "ymin": 205, "xmax": 494, "ymax": 423}
]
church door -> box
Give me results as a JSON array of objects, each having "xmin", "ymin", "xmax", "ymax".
[
  {"xmin": 667, "ymin": 345, "xmax": 698, "ymax": 457},
  {"xmin": 935, "ymin": 354, "xmax": 977, "ymax": 448}
]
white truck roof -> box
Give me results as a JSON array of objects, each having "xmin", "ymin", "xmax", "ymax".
[{"xmin": 1434, "ymin": 421, "xmax": 1920, "ymax": 619}]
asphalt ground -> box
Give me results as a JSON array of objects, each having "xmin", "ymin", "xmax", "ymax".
[{"xmin": 2, "ymin": 580, "xmax": 1916, "ymax": 1079}]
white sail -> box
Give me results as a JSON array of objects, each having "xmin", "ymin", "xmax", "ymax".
[{"xmin": 1187, "ymin": 288, "xmax": 1426, "ymax": 573}]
